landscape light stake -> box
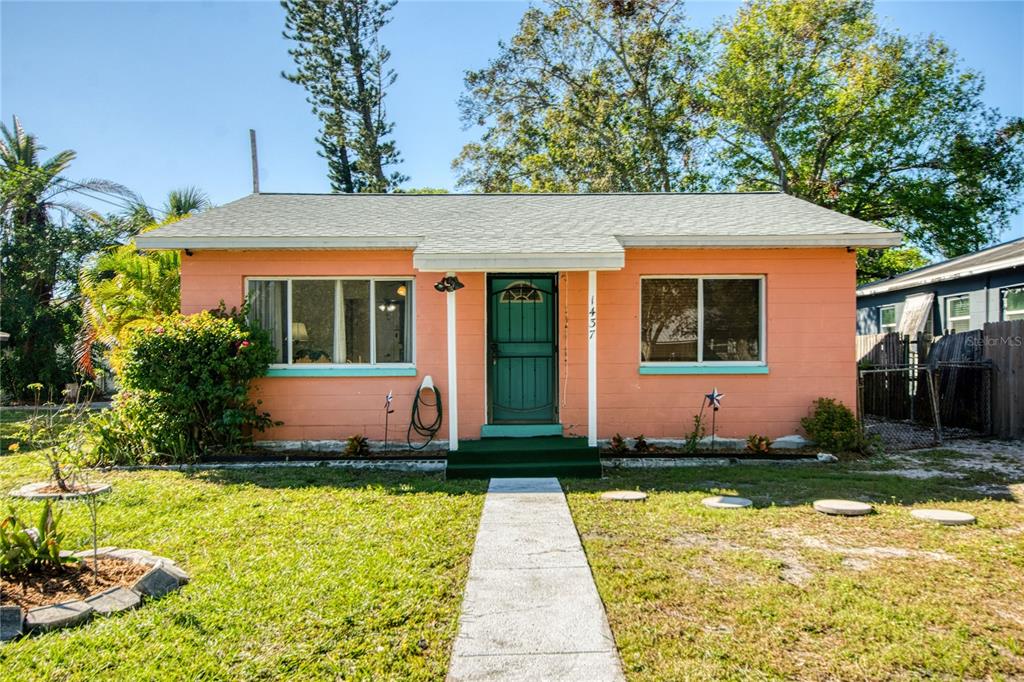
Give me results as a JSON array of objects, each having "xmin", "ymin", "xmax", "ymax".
[
  {"xmin": 87, "ymin": 492, "xmax": 99, "ymax": 584},
  {"xmin": 383, "ymin": 390, "xmax": 394, "ymax": 452}
]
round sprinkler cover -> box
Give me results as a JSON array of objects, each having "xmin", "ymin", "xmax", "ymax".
[
  {"xmin": 601, "ymin": 490, "xmax": 648, "ymax": 502},
  {"xmin": 813, "ymin": 499, "xmax": 873, "ymax": 516},
  {"xmin": 911, "ymin": 509, "xmax": 976, "ymax": 526},
  {"xmin": 702, "ymin": 495, "xmax": 753, "ymax": 509}
]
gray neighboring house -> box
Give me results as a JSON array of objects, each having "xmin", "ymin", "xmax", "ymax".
[{"xmin": 856, "ymin": 237, "xmax": 1024, "ymax": 336}]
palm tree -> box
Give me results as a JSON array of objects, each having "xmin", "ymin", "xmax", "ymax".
[
  {"xmin": 0, "ymin": 116, "xmax": 137, "ymax": 396},
  {"xmin": 75, "ymin": 188, "xmax": 210, "ymax": 377},
  {"xmin": 0, "ymin": 115, "xmax": 137, "ymax": 226}
]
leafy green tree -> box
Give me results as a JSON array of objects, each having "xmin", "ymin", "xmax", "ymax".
[
  {"xmin": 856, "ymin": 246, "xmax": 930, "ymax": 284},
  {"xmin": 0, "ymin": 116, "xmax": 133, "ymax": 399},
  {"xmin": 708, "ymin": 0, "xmax": 1024, "ymax": 265},
  {"xmin": 454, "ymin": 0, "xmax": 709, "ymax": 192},
  {"xmin": 76, "ymin": 189, "xmax": 210, "ymax": 377},
  {"xmin": 282, "ymin": 0, "xmax": 406, "ymax": 192}
]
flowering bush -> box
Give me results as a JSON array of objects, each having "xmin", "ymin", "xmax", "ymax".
[{"xmin": 90, "ymin": 305, "xmax": 278, "ymax": 463}]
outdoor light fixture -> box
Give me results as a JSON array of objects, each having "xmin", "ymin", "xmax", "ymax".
[{"xmin": 434, "ymin": 276, "xmax": 465, "ymax": 293}]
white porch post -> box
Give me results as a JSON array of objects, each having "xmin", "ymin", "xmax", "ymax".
[
  {"xmin": 587, "ymin": 270, "xmax": 598, "ymax": 447},
  {"xmin": 446, "ymin": 272, "xmax": 459, "ymax": 451}
]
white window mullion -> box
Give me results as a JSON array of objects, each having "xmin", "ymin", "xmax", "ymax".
[
  {"xmin": 334, "ymin": 280, "xmax": 342, "ymax": 364},
  {"xmin": 286, "ymin": 279, "xmax": 293, "ymax": 365},
  {"xmin": 369, "ymin": 279, "xmax": 377, "ymax": 365},
  {"xmin": 696, "ymin": 277, "xmax": 704, "ymax": 363},
  {"xmin": 759, "ymin": 277, "xmax": 766, "ymax": 362}
]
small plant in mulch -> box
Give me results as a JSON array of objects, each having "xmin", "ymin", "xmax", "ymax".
[
  {"xmin": 746, "ymin": 434, "xmax": 773, "ymax": 454},
  {"xmin": 683, "ymin": 413, "xmax": 706, "ymax": 454},
  {"xmin": 0, "ymin": 500, "xmax": 79, "ymax": 578},
  {"xmin": 608, "ymin": 433, "xmax": 629, "ymax": 455},
  {"xmin": 633, "ymin": 434, "xmax": 650, "ymax": 454},
  {"xmin": 345, "ymin": 434, "xmax": 370, "ymax": 457}
]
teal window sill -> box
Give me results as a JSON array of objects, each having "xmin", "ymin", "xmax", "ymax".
[
  {"xmin": 639, "ymin": 364, "xmax": 769, "ymax": 375},
  {"xmin": 266, "ymin": 366, "xmax": 417, "ymax": 378}
]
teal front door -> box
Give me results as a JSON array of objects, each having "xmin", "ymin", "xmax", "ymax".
[{"xmin": 488, "ymin": 275, "xmax": 558, "ymax": 424}]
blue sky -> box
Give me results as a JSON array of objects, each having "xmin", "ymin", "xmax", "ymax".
[{"xmin": 2, "ymin": 1, "xmax": 1023, "ymax": 240}]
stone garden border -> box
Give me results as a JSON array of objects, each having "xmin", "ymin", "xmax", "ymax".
[{"xmin": 1, "ymin": 548, "xmax": 189, "ymax": 642}]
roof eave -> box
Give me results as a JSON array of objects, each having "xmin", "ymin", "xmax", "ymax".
[
  {"xmin": 134, "ymin": 235, "xmax": 423, "ymax": 250},
  {"xmin": 857, "ymin": 255, "xmax": 1024, "ymax": 296},
  {"xmin": 412, "ymin": 252, "xmax": 626, "ymax": 272},
  {"xmin": 617, "ymin": 233, "xmax": 902, "ymax": 248}
]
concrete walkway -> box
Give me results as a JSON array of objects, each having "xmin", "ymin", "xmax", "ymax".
[{"xmin": 447, "ymin": 478, "xmax": 624, "ymax": 681}]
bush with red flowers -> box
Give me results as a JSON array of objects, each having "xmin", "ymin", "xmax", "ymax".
[{"xmin": 89, "ymin": 305, "xmax": 278, "ymax": 464}]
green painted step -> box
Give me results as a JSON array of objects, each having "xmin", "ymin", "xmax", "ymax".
[
  {"xmin": 447, "ymin": 436, "xmax": 602, "ymax": 479},
  {"xmin": 458, "ymin": 436, "xmax": 592, "ymax": 454},
  {"xmin": 447, "ymin": 461, "xmax": 602, "ymax": 479}
]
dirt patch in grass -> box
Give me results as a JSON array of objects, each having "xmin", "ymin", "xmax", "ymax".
[
  {"xmin": 1, "ymin": 558, "xmax": 149, "ymax": 610},
  {"xmin": 566, "ymin": 462, "xmax": 1024, "ymax": 680}
]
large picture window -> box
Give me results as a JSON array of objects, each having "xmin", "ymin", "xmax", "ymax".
[
  {"xmin": 247, "ymin": 278, "xmax": 413, "ymax": 366},
  {"xmin": 641, "ymin": 277, "xmax": 764, "ymax": 364}
]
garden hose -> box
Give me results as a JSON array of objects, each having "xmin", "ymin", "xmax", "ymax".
[{"xmin": 407, "ymin": 377, "xmax": 443, "ymax": 450}]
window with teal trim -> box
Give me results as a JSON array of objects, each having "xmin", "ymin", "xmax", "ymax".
[
  {"xmin": 247, "ymin": 278, "xmax": 413, "ymax": 368},
  {"xmin": 641, "ymin": 276, "xmax": 764, "ymax": 365}
]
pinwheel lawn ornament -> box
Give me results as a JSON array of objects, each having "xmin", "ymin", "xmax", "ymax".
[{"xmin": 703, "ymin": 388, "xmax": 725, "ymax": 453}]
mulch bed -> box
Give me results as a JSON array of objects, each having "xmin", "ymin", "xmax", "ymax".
[
  {"xmin": 1, "ymin": 558, "xmax": 149, "ymax": 610},
  {"xmin": 203, "ymin": 448, "xmax": 443, "ymax": 463}
]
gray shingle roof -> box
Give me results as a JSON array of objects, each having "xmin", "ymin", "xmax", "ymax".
[
  {"xmin": 136, "ymin": 192, "xmax": 901, "ymax": 270},
  {"xmin": 858, "ymin": 236, "xmax": 1024, "ymax": 296}
]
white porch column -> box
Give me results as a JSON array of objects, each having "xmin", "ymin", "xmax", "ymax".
[
  {"xmin": 588, "ymin": 270, "xmax": 598, "ymax": 447},
  {"xmin": 446, "ymin": 273, "xmax": 459, "ymax": 451}
]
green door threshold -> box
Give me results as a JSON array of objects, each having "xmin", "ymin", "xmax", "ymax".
[{"xmin": 480, "ymin": 424, "xmax": 564, "ymax": 438}]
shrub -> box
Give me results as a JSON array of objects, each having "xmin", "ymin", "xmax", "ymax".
[
  {"xmin": 345, "ymin": 434, "xmax": 370, "ymax": 457},
  {"xmin": 93, "ymin": 305, "xmax": 278, "ymax": 463},
  {"xmin": 0, "ymin": 501, "xmax": 79, "ymax": 577},
  {"xmin": 800, "ymin": 398, "xmax": 878, "ymax": 455},
  {"xmin": 633, "ymin": 434, "xmax": 650, "ymax": 454},
  {"xmin": 746, "ymin": 434, "xmax": 772, "ymax": 454},
  {"xmin": 608, "ymin": 433, "xmax": 629, "ymax": 455}
]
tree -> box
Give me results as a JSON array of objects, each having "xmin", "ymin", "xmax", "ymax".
[
  {"xmin": 454, "ymin": 0, "xmax": 710, "ymax": 192},
  {"xmin": 282, "ymin": 0, "xmax": 406, "ymax": 192},
  {"xmin": 708, "ymin": 0, "xmax": 1024, "ymax": 268},
  {"xmin": 75, "ymin": 189, "xmax": 210, "ymax": 377},
  {"xmin": 856, "ymin": 246, "xmax": 930, "ymax": 285},
  {"xmin": 0, "ymin": 116, "xmax": 134, "ymax": 398}
]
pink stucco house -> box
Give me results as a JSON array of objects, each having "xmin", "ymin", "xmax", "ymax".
[{"xmin": 136, "ymin": 192, "xmax": 900, "ymax": 459}]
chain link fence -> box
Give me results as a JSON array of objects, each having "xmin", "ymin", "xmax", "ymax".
[{"xmin": 858, "ymin": 361, "xmax": 993, "ymax": 450}]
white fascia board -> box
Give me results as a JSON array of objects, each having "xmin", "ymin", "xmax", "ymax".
[
  {"xmin": 616, "ymin": 233, "xmax": 902, "ymax": 248},
  {"xmin": 133, "ymin": 235, "xmax": 423, "ymax": 250},
  {"xmin": 857, "ymin": 254, "xmax": 1024, "ymax": 297},
  {"xmin": 412, "ymin": 251, "xmax": 625, "ymax": 272}
]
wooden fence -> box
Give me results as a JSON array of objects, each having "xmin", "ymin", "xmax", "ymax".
[
  {"xmin": 856, "ymin": 321, "xmax": 1023, "ymax": 439},
  {"xmin": 983, "ymin": 320, "xmax": 1024, "ymax": 439}
]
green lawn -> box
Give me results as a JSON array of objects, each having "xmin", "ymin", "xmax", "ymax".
[
  {"xmin": 565, "ymin": 455, "xmax": 1024, "ymax": 680},
  {"xmin": 0, "ymin": 453, "xmax": 486, "ymax": 680}
]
